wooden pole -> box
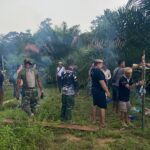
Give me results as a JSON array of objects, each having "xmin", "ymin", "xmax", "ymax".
[{"xmin": 141, "ymin": 50, "xmax": 146, "ymax": 130}]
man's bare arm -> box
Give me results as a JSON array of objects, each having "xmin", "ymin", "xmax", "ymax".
[
  {"xmin": 36, "ymin": 78, "xmax": 44, "ymax": 99},
  {"xmin": 37, "ymin": 79, "xmax": 43, "ymax": 92},
  {"xmin": 99, "ymin": 80, "xmax": 111, "ymax": 97}
]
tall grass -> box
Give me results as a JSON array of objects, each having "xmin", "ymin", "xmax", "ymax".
[{"xmin": 0, "ymin": 87, "xmax": 149, "ymax": 149}]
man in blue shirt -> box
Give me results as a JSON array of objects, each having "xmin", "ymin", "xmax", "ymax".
[{"xmin": 91, "ymin": 59, "xmax": 111, "ymax": 128}]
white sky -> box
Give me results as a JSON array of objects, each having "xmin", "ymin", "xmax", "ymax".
[{"xmin": 0, "ymin": 0, "xmax": 128, "ymax": 34}]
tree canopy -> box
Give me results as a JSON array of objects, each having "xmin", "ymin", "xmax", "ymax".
[{"xmin": 0, "ymin": 0, "xmax": 150, "ymax": 85}]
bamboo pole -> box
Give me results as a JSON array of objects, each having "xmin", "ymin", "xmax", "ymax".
[{"xmin": 141, "ymin": 50, "xmax": 146, "ymax": 130}]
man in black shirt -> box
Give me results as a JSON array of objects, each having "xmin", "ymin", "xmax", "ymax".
[
  {"xmin": 91, "ymin": 59, "xmax": 111, "ymax": 128},
  {"xmin": 119, "ymin": 67, "xmax": 143, "ymax": 127}
]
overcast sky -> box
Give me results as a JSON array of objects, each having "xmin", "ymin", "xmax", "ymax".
[{"xmin": 0, "ymin": 0, "xmax": 128, "ymax": 34}]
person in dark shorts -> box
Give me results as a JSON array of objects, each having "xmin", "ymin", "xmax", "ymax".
[
  {"xmin": 119, "ymin": 67, "xmax": 143, "ymax": 127},
  {"xmin": 112, "ymin": 60, "xmax": 125, "ymax": 113},
  {"xmin": 91, "ymin": 59, "xmax": 111, "ymax": 128}
]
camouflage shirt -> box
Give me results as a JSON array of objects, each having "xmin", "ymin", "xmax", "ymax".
[{"xmin": 61, "ymin": 70, "xmax": 78, "ymax": 95}]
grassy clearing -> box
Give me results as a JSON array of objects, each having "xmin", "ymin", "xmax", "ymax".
[{"xmin": 0, "ymin": 85, "xmax": 150, "ymax": 149}]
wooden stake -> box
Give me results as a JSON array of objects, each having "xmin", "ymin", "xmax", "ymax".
[{"xmin": 141, "ymin": 50, "xmax": 146, "ymax": 130}]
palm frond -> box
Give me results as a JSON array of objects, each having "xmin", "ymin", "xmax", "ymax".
[{"xmin": 127, "ymin": 0, "xmax": 150, "ymax": 16}]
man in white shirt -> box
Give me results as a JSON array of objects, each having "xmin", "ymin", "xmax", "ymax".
[
  {"xmin": 56, "ymin": 61, "xmax": 65, "ymax": 92},
  {"xmin": 102, "ymin": 65, "xmax": 111, "ymax": 82}
]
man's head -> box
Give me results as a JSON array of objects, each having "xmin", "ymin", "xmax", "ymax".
[
  {"xmin": 24, "ymin": 58, "xmax": 32, "ymax": 69},
  {"xmin": 67, "ymin": 65, "xmax": 74, "ymax": 71},
  {"xmin": 118, "ymin": 60, "xmax": 125, "ymax": 68},
  {"xmin": 124, "ymin": 67, "xmax": 133, "ymax": 79},
  {"xmin": 58, "ymin": 61, "xmax": 63, "ymax": 67},
  {"xmin": 94, "ymin": 59, "xmax": 104, "ymax": 69}
]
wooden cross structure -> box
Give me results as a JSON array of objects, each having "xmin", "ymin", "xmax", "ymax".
[{"xmin": 132, "ymin": 50, "xmax": 150, "ymax": 130}]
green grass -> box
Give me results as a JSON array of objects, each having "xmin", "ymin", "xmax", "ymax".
[{"xmin": 0, "ymin": 86, "xmax": 150, "ymax": 150}]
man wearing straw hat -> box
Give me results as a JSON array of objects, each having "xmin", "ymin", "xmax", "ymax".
[{"xmin": 91, "ymin": 59, "xmax": 111, "ymax": 128}]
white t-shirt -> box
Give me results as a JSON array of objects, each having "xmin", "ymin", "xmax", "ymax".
[
  {"xmin": 57, "ymin": 66, "xmax": 65, "ymax": 77},
  {"xmin": 103, "ymin": 69, "xmax": 111, "ymax": 80}
]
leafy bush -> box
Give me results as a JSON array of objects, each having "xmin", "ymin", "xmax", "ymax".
[{"xmin": 36, "ymin": 89, "xmax": 61, "ymax": 121}]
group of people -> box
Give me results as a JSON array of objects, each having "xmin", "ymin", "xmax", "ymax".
[
  {"xmin": 0, "ymin": 58, "xmax": 144, "ymax": 128},
  {"xmin": 56, "ymin": 59, "xmax": 144, "ymax": 128},
  {"xmin": 90, "ymin": 59, "xmax": 144, "ymax": 128}
]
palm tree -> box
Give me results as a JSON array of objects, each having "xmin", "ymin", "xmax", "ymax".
[{"xmin": 127, "ymin": 0, "xmax": 150, "ymax": 16}]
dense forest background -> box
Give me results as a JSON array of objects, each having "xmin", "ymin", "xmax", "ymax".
[{"xmin": 0, "ymin": 0, "xmax": 150, "ymax": 85}]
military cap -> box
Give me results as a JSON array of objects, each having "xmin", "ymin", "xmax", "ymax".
[{"xmin": 24, "ymin": 58, "xmax": 33, "ymax": 65}]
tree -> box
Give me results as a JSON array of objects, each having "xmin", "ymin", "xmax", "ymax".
[{"xmin": 127, "ymin": 0, "xmax": 150, "ymax": 16}]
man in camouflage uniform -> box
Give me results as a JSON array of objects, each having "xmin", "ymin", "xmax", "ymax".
[
  {"xmin": 16, "ymin": 59, "xmax": 43, "ymax": 116},
  {"xmin": 61, "ymin": 65, "xmax": 78, "ymax": 122}
]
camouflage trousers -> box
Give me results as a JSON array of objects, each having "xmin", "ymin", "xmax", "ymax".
[
  {"xmin": 21, "ymin": 88, "xmax": 39, "ymax": 116},
  {"xmin": 61, "ymin": 94, "xmax": 75, "ymax": 121}
]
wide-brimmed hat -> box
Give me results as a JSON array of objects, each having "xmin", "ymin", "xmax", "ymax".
[{"xmin": 94, "ymin": 59, "xmax": 104, "ymax": 63}]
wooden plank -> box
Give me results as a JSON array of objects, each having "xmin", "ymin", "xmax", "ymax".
[
  {"xmin": 2, "ymin": 118, "xmax": 99, "ymax": 132},
  {"xmin": 41, "ymin": 122, "xmax": 99, "ymax": 131}
]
